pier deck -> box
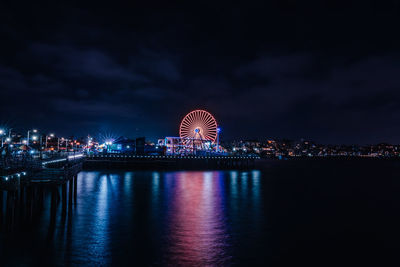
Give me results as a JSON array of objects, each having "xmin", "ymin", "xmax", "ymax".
[{"xmin": 0, "ymin": 155, "xmax": 83, "ymax": 232}]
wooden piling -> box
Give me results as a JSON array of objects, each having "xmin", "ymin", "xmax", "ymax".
[
  {"xmin": 69, "ymin": 178, "xmax": 73, "ymax": 206},
  {"xmin": 62, "ymin": 183, "xmax": 67, "ymax": 208},
  {"xmin": 26, "ymin": 186, "xmax": 32, "ymax": 222},
  {"xmin": 47, "ymin": 186, "xmax": 57, "ymax": 241},
  {"xmin": 6, "ymin": 191, "xmax": 15, "ymax": 232},
  {"xmin": 73, "ymin": 175, "xmax": 77, "ymax": 203}
]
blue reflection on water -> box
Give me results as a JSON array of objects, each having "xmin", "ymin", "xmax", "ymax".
[
  {"xmin": 1, "ymin": 170, "xmax": 264, "ymax": 266},
  {"xmin": 74, "ymin": 173, "xmax": 112, "ymax": 265}
]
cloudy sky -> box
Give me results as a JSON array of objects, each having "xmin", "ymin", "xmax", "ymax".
[{"xmin": 1, "ymin": 2, "xmax": 400, "ymax": 144}]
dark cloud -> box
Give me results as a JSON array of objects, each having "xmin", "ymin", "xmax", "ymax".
[{"xmin": 1, "ymin": 1, "xmax": 400, "ymax": 144}]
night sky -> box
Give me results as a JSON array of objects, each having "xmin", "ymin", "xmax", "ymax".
[{"xmin": 1, "ymin": 2, "xmax": 400, "ymax": 144}]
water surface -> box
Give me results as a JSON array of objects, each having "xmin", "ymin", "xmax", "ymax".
[{"xmin": 1, "ymin": 161, "xmax": 400, "ymax": 266}]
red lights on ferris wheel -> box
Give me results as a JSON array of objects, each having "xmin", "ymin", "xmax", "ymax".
[{"xmin": 179, "ymin": 110, "xmax": 218, "ymax": 142}]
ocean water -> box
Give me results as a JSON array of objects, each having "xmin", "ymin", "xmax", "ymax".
[{"xmin": 1, "ymin": 160, "xmax": 400, "ymax": 266}]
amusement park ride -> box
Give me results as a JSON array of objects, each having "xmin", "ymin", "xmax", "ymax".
[{"xmin": 160, "ymin": 110, "xmax": 223, "ymax": 155}]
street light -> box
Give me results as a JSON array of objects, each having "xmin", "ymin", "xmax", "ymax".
[
  {"xmin": 0, "ymin": 129, "xmax": 4, "ymax": 147},
  {"xmin": 0, "ymin": 128, "xmax": 13, "ymax": 147},
  {"xmin": 46, "ymin": 133, "xmax": 55, "ymax": 148},
  {"xmin": 87, "ymin": 136, "xmax": 93, "ymax": 152},
  {"xmin": 27, "ymin": 129, "xmax": 38, "ymax": 145}
]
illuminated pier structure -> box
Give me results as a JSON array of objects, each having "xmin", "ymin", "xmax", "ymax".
[{"xmin": 0, "ymin": 154, "xmax": 83, "ymax": 232}]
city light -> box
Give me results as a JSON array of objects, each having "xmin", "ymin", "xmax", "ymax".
[
  {"xmin": 27, "ymin": 129, "xmax": 38, "ymax": 145},
  {"xmin": 1, "ymin": 119, "xmax": 396, "ymax": 159}
]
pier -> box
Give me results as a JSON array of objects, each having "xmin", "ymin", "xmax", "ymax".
[{"xmin": 0, "ymin": 154, "xmax": 83, "ymax": 233}]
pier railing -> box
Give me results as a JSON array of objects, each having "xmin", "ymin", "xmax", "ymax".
[
  {"xmin": 0, "ymin": 153, "xmax": 84, "ymax": 190},
  {"xmin": 0, "ymin": 152, "xmax": 82, "ymax": 172}
]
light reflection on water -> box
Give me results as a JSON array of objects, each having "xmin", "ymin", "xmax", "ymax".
[
  {"xmin": 0, "ymin": 170, "xmax": 263, "ymax": 266},
  {"xmin": 164, "ymin": 171, "xmax": 231, "ymax": 265}
]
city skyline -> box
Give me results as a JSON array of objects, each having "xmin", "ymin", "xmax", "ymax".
[
  {"xmin": 2, "ymin": 123, "xmax": 400, "ymax": 157},
  {"xmin": 1, "ymin": 2, "xmax": 400, "ymax": 144}
]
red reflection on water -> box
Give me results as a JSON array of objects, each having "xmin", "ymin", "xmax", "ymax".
[{"xmin": 165, "ymin": 171, "xmax": 230, "ymax": 265}]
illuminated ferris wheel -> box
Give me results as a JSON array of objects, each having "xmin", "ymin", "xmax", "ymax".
[{"xmin": 179, "ymin": 110, "xmax": 218, "ymax": 142}]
